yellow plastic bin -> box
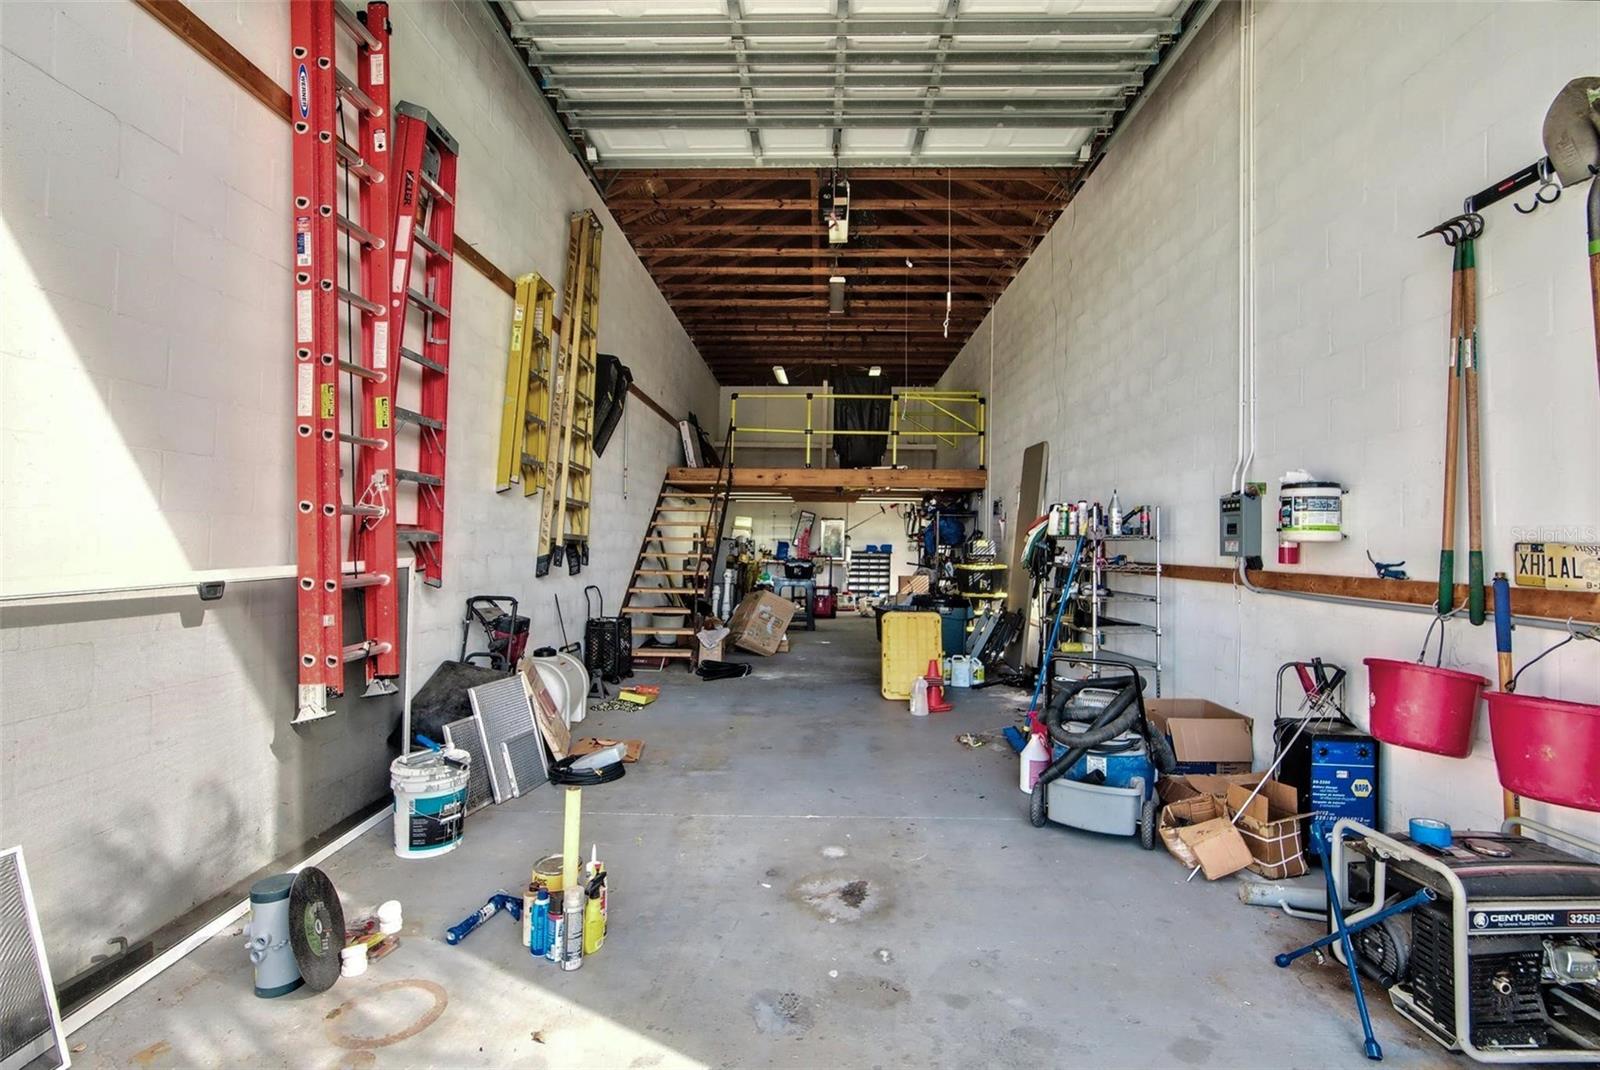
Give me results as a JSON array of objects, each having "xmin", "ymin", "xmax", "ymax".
[{"xmin": 880, "ymin": 611, "xmax": 942, "ymax": 700}]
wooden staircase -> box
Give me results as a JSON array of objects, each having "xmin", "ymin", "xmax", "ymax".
[{"xmin": 620, "ymin": 471, "xmax": 731, "ymax": 666}]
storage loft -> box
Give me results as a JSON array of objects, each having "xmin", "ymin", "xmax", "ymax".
[{"xmin": 665, "ymin": 466, "xmax": 989, "ymax": 502}]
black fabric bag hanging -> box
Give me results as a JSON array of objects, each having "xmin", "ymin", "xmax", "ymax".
[
  {"xmin": 832, "ymin": 375, "xmax": 889, "ymax": 468},
  {"xmin": 592, "ymin": 354, "xmax": 633, "ymax": 457}
]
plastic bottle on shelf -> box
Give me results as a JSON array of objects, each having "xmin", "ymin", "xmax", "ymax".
[
  {"xmin": 530, "ymin": 883, "xmax": 551, "ymax": 957},
  {"xmin": 1066, "ymin": 503, "xmax": 1078, "ymax": 537},
  {"xmin": 1109, "ymin": 490, "xmax": 1123, "ymax": 536}
]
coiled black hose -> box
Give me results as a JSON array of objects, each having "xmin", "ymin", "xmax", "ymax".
[
  {"xmin": 1035, "ymin": 669, "xmax": 1147, "ymax": 788},
  {"xmin": 548, "ymin": 753, "xmax": 626, "ymax": 787}
]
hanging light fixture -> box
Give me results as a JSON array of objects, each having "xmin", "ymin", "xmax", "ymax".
[
  {"xmin": 773, "ymin": 365, "xmax": 788, "ymax": 385},
  {"xmin": 828, "ymin": 274, "xmax": 847, "ymax": 315},
  {"xmin": 867, "ymin": 365, "xmax": 882, "ymax": 377}
]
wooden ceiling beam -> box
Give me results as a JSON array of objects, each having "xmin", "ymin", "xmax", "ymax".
[
  {"xmin": 640, "ymin": 246, "xmax": 1026, "ymax": 260},
  {"xmin": 646, "ymin": 265, "xmax": 1007, "ymax": 278},
  {"xmin": 606, "ymin": 197, "xmax": 1063, "ymax": 211},
  {"xmin": 629, "ymin": 223, "xmax": 1046, "ymax": 239},
  {"xmin": 660, "ymin": 282, "xmax": 1003, "ymax": 295},
  {"xmin": 599, "ymin": 167, "xmax": 1077, "ymax": 181}
]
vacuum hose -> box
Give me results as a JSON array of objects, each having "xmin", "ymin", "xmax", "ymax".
[{"xmin": 1035, "ymin": 670, "xmax": 1146, "ymax": 788}]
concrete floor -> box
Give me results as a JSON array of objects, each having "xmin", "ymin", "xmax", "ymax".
[{"xmin": 73, "ymin": 616, "xmax": 1455, "ymax": 1069}]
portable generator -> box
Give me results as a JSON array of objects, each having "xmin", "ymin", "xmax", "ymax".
[{"xmin": 1331, "ymin": 817, "xmax": 1600, "ymax": 1062}]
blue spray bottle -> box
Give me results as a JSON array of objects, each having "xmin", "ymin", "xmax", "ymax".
[{"xmin": 529, "ymin": 883, "xmax": 551, "ymax": 958}]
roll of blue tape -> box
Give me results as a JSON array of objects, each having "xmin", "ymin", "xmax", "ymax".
[{"xmin": 1410, "ymin": 817, "xmax": 1453, "ymax": 849}]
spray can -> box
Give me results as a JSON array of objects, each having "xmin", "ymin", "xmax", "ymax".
[
  {"xmin": 1109, "ymin": 490, "xmax": 1122, "ymax": 536},
  {"xmin": 529, "ymin": 884, "xmax": 550, "ymax": 957},
  {"xmin": 1066, "ymin": 504, "xmax": 1078, "ymax": 537},
  {"xmin": 560, "ymin": 887, "xmax": 584, "ymax": 970},
  {"xmin": 546, "ymin": 907, "xmax": 565, "ymax": 964},
  {"xmin": 586, "ymin": 845, "xmax": 607, "ymax": 947},
  {"xmin": 1076, "ymin": 500, "xmax": 1089, "ymax": 534}
]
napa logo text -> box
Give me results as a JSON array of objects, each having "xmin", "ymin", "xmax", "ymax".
[{"xmin": 297, "ymin": 64, "xmax": 311, "ymax": 118}]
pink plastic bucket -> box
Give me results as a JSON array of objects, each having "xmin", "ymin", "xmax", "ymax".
[
  {"xmin": 1364, "ymin": 657, "xmax": 1488, "ymax": 758},
  {"xmin": 1486, "ymin": 692, "xmax": 1600, "ymax": 813}
]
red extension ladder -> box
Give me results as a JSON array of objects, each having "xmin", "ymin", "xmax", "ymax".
[
  {"xmin": 290, "ymin": 0, "xmax": 458, "ymax": 722},
  {"xmin": 388, "ymin": 102, "xmax": 459, "ymax": 592}
]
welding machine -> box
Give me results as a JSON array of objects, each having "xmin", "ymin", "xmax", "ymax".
[{"xmin": 1332, "ymin": 817, "xmax": 1600, "ymax": 1062}]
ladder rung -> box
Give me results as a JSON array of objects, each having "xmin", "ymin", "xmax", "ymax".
[
  {"xmin": 400, "ymin": 346, "xmax": 447, "ymax": 374},
  {"xmin": 341, "ymin": 503, "xmax": 386, "ymax": 517},
  {"xmin": 339, "ymin": 286, "xmax": 383, "ymax": 316},
  {"xmin": 339, "ymin": 430, "xmax": 385, "ymax": 449},
  {"xmin": 335, "ymin": 139, "xmax": 379, "ymax": 182},
  {"xmin": 396, "ymin": 469, "xmax": 443, "ymax": 487},
  {"xmin": 342, "ymin": 572, "xmax": 390, "ymax": 590},
  {"xmin": 397, "ymin": 525, "xmax": 440, "ymax": 543},
  {"xmin": 343, "ymin": 638, "xmax": 392, "ymax": 663},
  {"xmin": 338, "ymin": 358, "xmax": 384, "ymax": 382},
  {"xmin": 524, "ymin": 412, "xmax": 546, "ymax": 427},
  {"xmin": 334, "ymin": 1, "xmax": 379, "ymax": 49},
  {"xmin": 413, "ymin": 228, "xmax": 446, "ymax": 258},
  {"xmin": 419, "ymin": 170, "xmax": 454, "ymax": 205},
  {"xmin": 408, "ymin": 289, "xmax": 449, "ymax": 318},
  {"xmin": 635, "ymin": 628, "xmax": 693, "ymax": 636},
  {"xmin": 394, "ymin": 406, "xmax": 444, "ymax": 431},
  {"xmin": 520, "ymin": 453, "xmax": 545, "ymax": 469},
  {"xmin": 334, "ymin": 69, "xmax": 378, "ymax": 116},
  {"xmin": 576, "ymin": 391, "xmax": 593, "ymax": 403},
  {"xmin": 571, "ymin": 427, "xmax": 591, "ymax": 440},
  {"xmin": 620, "ymin": 607, "xmax": 690, "ymax": 615},
  {"xmin": 565, "ymin": 498, "xmax": 589, "ymax": 509},
  {"xmin": 568, "ymin": 462, "xmax": 590, "ymax": 475},
  {"xmin": 337, "ymin": 213, "xmax": 382, "ymax": 249}
]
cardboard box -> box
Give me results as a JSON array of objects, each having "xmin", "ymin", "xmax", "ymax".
[
  {"xmin": 1225, "ymin": 777, "xmax": 1309, "ymax": 880},
  {"xmin": 897, "ymin": 574, "xmax": 930, "ymax": 596},
  {"xmin": 1145, "ymin": 698, "xmax": 1255, "ymax": 774},
  {"xmin": 696, "ymin": 625, "xmax": 729, "ymax": 661},
  {"xmin": 1176, "ymin": 817, "xmax": 1254, "ymax": 880},
  {"xmin": 725, "ymin": 591, "xmax": 795, "ymax": 656},
  {"xmin": 1157, "ymin": 792, "xmax": 1227, "ymax": 869}
]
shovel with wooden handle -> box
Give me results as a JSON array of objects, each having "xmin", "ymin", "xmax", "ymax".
[
  {"xmin": 1418, "ymin": 218, "xmax": 1469, "ymax": 616},
  {"xmin": 1460, "ymin": 232, "xmax": 1485, "ymax": 625}
]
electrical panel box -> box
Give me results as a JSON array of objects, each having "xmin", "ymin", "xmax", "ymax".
[{"xmin": 1219, "ymin": 490, "xmax": 1262, "ymax": 559}]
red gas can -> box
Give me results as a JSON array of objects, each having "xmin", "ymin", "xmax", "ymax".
[{"xmin": 813, "ymin": 586, "xmax": 837, "ymax": 619}]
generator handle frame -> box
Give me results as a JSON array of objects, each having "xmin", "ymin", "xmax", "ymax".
[
  {"xmin": 1499, "ymin": 815, "xmax": 1600, "ymax": 858},
  {"xmin": 1330, "ymin": 817, "xmax": 1600, "ymax": 1064}
]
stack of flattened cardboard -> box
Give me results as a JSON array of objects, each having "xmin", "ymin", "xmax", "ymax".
[{"xmin": 724, "ymin": 591, "xmax": 796, "ymax": 656}]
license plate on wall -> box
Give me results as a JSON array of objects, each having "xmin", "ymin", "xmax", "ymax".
[{"xmin": 1513, "ymin": 542, "xmax": 1600, "ymax": 592}]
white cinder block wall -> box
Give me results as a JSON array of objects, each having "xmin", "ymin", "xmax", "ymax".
[
  {"xmin": 938, "ymin": 2, "xmax": 1600, "ymax": 841},
  {"xmin": 0, "ymin": 0, "xmax": 716, "ymax": 980}
]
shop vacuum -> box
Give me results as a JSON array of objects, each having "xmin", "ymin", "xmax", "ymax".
[
  {"xmin": 1331, "ymin": 817, "xmax": 1600, "ymax": 1062},
  {"xmin": 1028, "ymin": 660, "xmax": 1174, "ymax": 849}
]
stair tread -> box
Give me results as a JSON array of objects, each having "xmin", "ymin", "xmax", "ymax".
[
  {"xmin": 627, "ymin": 586, "xmax": 697, "ymax": 593},
  {"xmin": 634, "ymin": 627, "xmax": 694, "ymax": 635},
  {"xmin": 620, "ymin": 607, "xmax": 691, "ymax": 614},
  {"xmin": 631, "ymin": 647, "xmax": 694, "ymax": 659}
]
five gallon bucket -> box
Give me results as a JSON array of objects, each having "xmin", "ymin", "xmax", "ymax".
[
  {"xmin": 391, "ymin": 749, "xmax": 470, "ymax": 859},
  {"xmin": 1487, "ymin": 692, "xmax": 1600, "ymax": 812},
  {"xmin": 1363, "ymin": 657, "xmax": 1488, "ymax": 758}
]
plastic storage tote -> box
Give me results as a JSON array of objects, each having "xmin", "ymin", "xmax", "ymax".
[{"xmin": 881, "ymin": 612, "xmax": 942, "ymax": 700}]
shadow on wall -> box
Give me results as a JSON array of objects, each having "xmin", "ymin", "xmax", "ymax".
[{"xmin": 0, "ymin": 583, "xmax": 399, "ymax": 985}]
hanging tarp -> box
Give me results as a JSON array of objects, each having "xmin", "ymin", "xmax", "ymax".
[
  {"xmin": 832, "ymin": 376, "xmax": 888, "ymax": 468},
  {"xmin": 592, "ymin": 353, "xmax": 633, "ymax": 457}
]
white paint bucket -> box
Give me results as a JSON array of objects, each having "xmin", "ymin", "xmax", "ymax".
[
  {"xmin": 1278, "ymin": 480, "xmax": 1344, "ymax": 542},
  {"xmin": 390, "ymin": 750, "xmax": 469, "ymax": 859}
]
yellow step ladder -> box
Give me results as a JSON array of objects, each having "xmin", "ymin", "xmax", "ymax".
[{"xmin": 494, "ymin": 272, "xmax": 555, "ymax": 495}]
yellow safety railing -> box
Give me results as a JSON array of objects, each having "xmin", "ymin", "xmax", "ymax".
[{"xmin": 726, "ymin": 389, "xmax": 985, "ymax": 468}]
